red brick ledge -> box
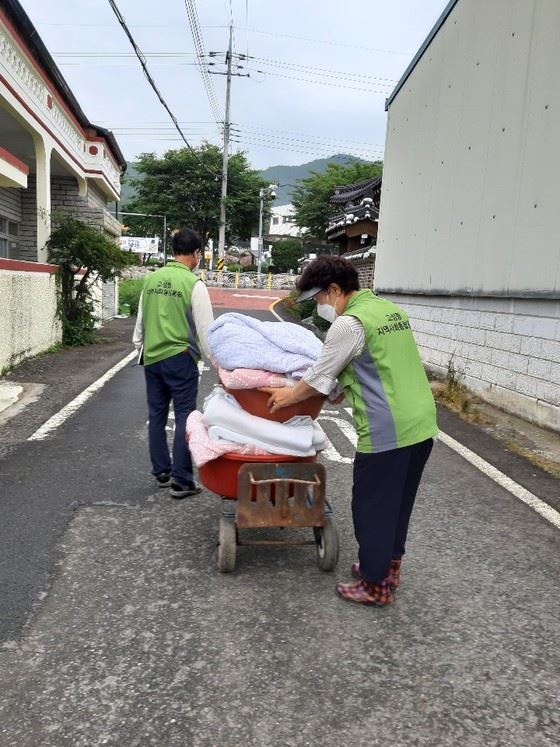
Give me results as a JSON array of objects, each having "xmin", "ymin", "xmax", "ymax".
[
  {"xmin": 0, "ymin": 146, "xmax": 30, "ymax": 174},
  {"xmin": 0, "ymin": 258, "xmax": 58, "ymax": 273}
]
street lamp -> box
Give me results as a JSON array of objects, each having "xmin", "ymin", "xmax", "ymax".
[{"xmin": 257, "ymin": 184, "xmax": 277, "ymax": 280}]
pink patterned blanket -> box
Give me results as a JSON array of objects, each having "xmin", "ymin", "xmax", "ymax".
[
  {"xmin": 218, "ymin": 366, "xmax": 295, "ymax": 390},
  {"xmin": 186, "ymin": 410, "xmax": 271, "ymax": 467}
]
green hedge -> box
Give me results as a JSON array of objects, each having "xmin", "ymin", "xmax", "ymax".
[{"xmin": 119, "ymin": 278, "xmax": 144, "ymax": 315}]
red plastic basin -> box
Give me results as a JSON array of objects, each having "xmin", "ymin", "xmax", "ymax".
[
  {"xmin": 198, "ymin": 451, "xmax": 316, "ymax": 499},
  {"xmin": 224, "ymin": 387, "xmax": 325, "ymax": 423}
]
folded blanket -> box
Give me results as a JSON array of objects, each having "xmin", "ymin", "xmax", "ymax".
[
  {"xmin": 218, "ymin": 366, "xmax": 295, "ymax": 390},
  {"xmin": 202, "ymin": 387, "xmax": 328, "ymax": 457},
  {"xmin": 186, "ymin": 410, "xmax": 271, "ymax": 467},
  {"xmin": 207, "ymin": 312, "xmax": 322, "ymax": 376}
]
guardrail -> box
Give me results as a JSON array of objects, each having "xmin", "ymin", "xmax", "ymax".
[{"xmin": 200, "ymin": 271, "xmax": 297, "ymax": 290}]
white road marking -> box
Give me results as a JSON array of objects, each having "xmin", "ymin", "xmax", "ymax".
[
  {"xmin": 28, "ymin": 351, "xmax": 137, "ymax": 441},
  {"xmin": 320, "ymin": 435, "xmax": 352, "ymax": 464},
  {"xmin": 319, "ymin": 414, "xmax": 358, "ymax": 448},
  {"xmin": 325, "ymin": 411, "xmax": 560, "ymax": 530},
  {"xmin": 233, "ymin": 294, "xmax": 280, "ymax": 300},
  {"xmin": 438, "ymin": 431, "xmax": 560, "ymax": 530}
]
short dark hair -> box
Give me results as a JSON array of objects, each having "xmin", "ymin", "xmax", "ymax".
[
  {"xmin": 297, "ymin": 255, "xmax": 360, "ymax": 294},
  {"xmin": 173, "ymin": 227, "xmax": 202, "ymax": 256}
]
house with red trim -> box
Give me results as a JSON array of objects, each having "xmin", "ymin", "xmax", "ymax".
[{"xmin": 0, "ymin": 0, "xmax": 126, "ymax": 370}]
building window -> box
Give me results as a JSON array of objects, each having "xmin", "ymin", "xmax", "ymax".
[
  {"xmin": 282, "ymin": 215, "xmax": 292, "ymax": 224},
  {"xmin": 0, "ymin": 215, "xmax": 19, "ymax": 258},
  {"xmin": 272, "ymin": 216, "xmax": 280, "ymax": 225}
]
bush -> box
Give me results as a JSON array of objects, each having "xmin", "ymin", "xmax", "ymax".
[
  {"xmin": 283, "ymin": 289, "xmax": 330, "ymax": 331},
  {"xmin": 47, "ymin": 215, "xmax": 135, "ymax": 345},
  {"xmin": 119, "ymin": 278, "xmax": 145, "ymax": 315}
]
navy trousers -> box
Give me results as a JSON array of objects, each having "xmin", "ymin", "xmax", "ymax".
[
  {"xmin": 352, "ymin": 438, "xmax": 434, "ymax": 584},
  {"xmin": 144, "ymin": 351, "xmax": 199, "ymax": 485}
]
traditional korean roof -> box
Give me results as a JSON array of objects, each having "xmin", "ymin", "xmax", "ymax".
[
  {"xmin": 341, "ymin": 246, "xmax": 376, "ymax": 261},
  {"xmin": 330, "ymin": 176, "xmax": 382, "ymax": 205},
  {"xmin": 326, "ymin": 202, "xmax": 379, "ymax": 239}
]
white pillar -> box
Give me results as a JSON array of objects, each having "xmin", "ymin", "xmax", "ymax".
[{"xmin": 33, "ymin": 136, "xmax": 52, "ymax": 263}]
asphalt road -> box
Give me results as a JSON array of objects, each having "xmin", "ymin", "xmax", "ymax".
[{"xmin": 0, "ymin": 307, "xmax": 558, "ymax": 747}]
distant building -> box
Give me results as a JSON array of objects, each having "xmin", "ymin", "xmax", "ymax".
[
  {"xmin": 266, "ymin": 204, "xmax": 302, "ymax": 241},
  {"xmin": 376, "ymin": 0, "xmax": 560, "ymax": 431},
  {"xmin": 0, "ymin": 0, "xmax": 126, "ymax": 370}
]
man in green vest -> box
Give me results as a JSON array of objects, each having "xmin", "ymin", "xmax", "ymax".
[
  {"xmin": 133, "ymin": 227, "xmax": 214, "ymax": 498},
  {"xmin": 266, "ymin": 255, "xmax": 438, "ymax": 606}
]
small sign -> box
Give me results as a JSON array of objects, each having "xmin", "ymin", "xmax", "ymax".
[
  {"xmin": 119, "ymin": 237, "xmax": 160, "ymax": 254},
  {"xmin": 216, "ymin": 258, "xmax": 225, "ymax": 271}
]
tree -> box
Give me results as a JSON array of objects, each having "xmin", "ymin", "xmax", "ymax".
[
  {"xmin": 291, "ymin": 161, "xmax": 383, "ymax": 240},
  {"xmin": 271, "ymin": 238, "xmax": 304, "ymax": 273},
  {"xmin": 123, "ymin": 144, "xmax": 266, "ymax": 247},
  {"xmin": 47, "ymin": 216, "xmax": 134, "ymax": 346}
]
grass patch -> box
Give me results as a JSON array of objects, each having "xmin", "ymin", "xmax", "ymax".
[
  {"xmin": 505, "ymin": 440, "xmax": 560, "ymax": 478},
  {"xmin": 431, "ymin": 355, "xmax": 493, "ymax": 425}
]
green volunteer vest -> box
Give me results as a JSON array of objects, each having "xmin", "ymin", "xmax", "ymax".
[
  {"xmin": 337, "ymin": 289, "xmax": 438, "ymax": 453},
  {"xmin": 141, "ymin": 261, "xmax": 201, "ymax": 366}
]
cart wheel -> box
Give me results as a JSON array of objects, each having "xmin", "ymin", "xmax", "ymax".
[
  {"xmin": 314, "ymin": 517, "xmax": 339, "ymax": 571},
  {"xmin": 218, "ymin": 517, "xmax": 237, "ymax": 572}
]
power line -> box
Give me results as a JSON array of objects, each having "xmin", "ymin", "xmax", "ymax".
[
  {"xmin": 246, "ymin": 68, "xmax": 392, "ymax": 94},
  {"xmin": 101, "ymin": 123, "xmax": 384, "ymax": 151},
  {"xmin": 53, "ymin": 50, "xmax": 395, "ymax": 85},
  {"xmin": 184, "ymin": 0, "xmax": 223, "ymax": 124},
  {"xmin": 106, "ymin": 0, "xmax": 218, "ymax": 177},
  {"xmin": 243, "ymin": 27, "xmax": 411, "ymax": 56},
  {"xmin": 248, "ymin": 56, "xmax": 397, "ymax": 85}
]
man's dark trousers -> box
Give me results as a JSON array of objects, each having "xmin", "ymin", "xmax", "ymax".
[
  {"xmin": 352, "ymin": 438, "xmax": 434, "ymax": 584},
  {"xmin": 144, "ymin": 351, "xmax": 198, "ymax": 485}
]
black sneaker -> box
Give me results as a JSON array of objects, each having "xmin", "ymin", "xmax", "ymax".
[
  {"xmin": 169, "ymin": 481, "xmax": 202, "ymax": 499},
  {"xmin": 155, "ymin": 472, "xmax": 171, "ymax": 488}
]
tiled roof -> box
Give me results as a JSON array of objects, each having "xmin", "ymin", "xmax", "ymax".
[
  {"xmin": 330, "ymin": 176, "xmax": 382, "ymax": 205},
  {"xmin": 326, "ymin": 203, "xmax": 379, "ymax": 238}
]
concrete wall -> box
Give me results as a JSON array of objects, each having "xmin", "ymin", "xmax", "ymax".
[
  {"xmin": 377, "ymin": 0, "xmax": 560, "ymax": 296},
  {"xmin": 0, "ymin": 262, "xmax": 61, "ymax": 371},
  {"xmin": 376, "ymin": 0, "xmax": 560, "ymax": 431}
]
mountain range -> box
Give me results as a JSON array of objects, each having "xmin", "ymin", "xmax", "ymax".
[{"xmin": 259, "ymin": 153, "xmax": 366, "ymax": 205}]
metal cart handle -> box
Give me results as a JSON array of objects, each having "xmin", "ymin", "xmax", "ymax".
[{"xmin": 247, "ymin": 473, "xmax": 322, "ymax": 488}]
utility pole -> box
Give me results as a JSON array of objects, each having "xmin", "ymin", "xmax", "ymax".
[{"xmin": 217, "ymin": 24, "xmax": 233, "ymax": 261}]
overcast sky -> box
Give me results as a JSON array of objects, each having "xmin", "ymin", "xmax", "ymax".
[{"xmin": 21, "ymin": 0, "xmax": 448, "ymax": 169}]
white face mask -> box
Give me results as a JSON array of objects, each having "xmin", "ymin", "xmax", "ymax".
[{"xmin": 316, "ymin": 302, "xmax": 337, "ymax": 323}]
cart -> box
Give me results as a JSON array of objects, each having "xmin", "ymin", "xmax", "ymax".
[{"xmin": 199, "ymin": 453, "xmax": 339, "ymax": 573}]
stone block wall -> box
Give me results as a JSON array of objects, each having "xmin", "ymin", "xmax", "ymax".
[
  {"xmin": 18, "ymin": 182, "xmax": 37, "ymax": 261},
  {"xmin": 16, "ymin": 177, "xmax": 120, "ymax": 261},
  {"xmin": 383, "ymin": 293, "xmax": 560, "ymax": 432},
  {"xmin": 50, "ymin": 178, "xmax": 120, "ymax": 237}
]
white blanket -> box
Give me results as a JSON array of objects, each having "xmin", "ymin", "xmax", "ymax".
[
  {"xmin": 207, "ymin": 312, "xmax": 322, "ymax": 376},
  {"xmin": 202, "ymin": 387, "xmax": 327, "ymax": 457}
]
